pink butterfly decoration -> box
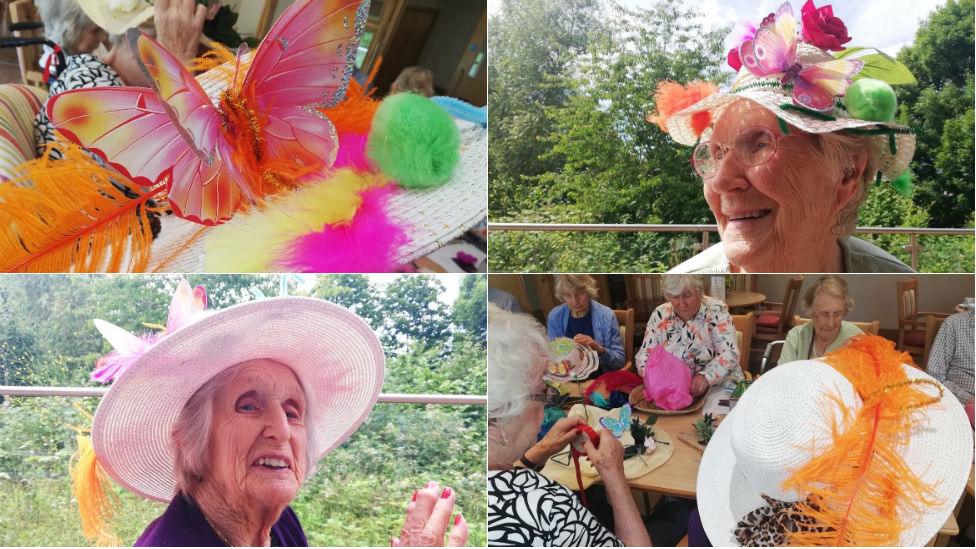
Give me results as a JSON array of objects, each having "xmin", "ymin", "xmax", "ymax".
[
  {"xmin": 48, "ymin": 0, "xmax": 370, "ymax": 225},
  {"xmin": 737, "ymin": 2, "xmax": 862, "ymax": 111},
  {"xmin": 91, "ymin": 280, "xmax": 208, "ymax": 383}
]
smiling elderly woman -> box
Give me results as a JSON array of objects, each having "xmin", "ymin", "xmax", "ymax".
[
  {"xmin": 652, "ymin": 1, "xmax": 918, "ymax": 273},
  {"xmin": 76, "ymin": 281, "xmax": 466, "ymax": 547}
]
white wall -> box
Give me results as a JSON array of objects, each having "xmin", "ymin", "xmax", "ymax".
[{"xmin": 754, "ymin": 274, "xmax": 975, "ymax": 329}]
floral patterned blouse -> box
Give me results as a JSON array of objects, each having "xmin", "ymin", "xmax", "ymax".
[{"xmin": 635, "ymin": 295, "xmax": 743, "ymax": 385}]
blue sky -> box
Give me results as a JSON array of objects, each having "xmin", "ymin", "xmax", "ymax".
[{"xmin": 487, "ymin": 0, "xmax": 946, "ymax": 57}]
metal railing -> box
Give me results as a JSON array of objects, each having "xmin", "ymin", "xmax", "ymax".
[
  {"xmin": 488, "ymin": 223, "xmax": 975, "ymax": 271},
  {"xmin": 0, "ymin": 385, "xmax": 486, "ymax": 405}
]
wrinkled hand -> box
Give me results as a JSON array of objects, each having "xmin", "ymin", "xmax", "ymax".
[
  {"xmin": 154, "ymin": 0, "xmax": 207, "ymax": 64},
  {"xmin": 573, "ymin": 334, "xmax": 604, "ymax": 353},
  {"xmin": 391, "ymin": 481, "xmax": 467, "ymax": 547},
  {"xmin": 205, "ymin": 0, "xmax": 222, "ymax": 20},
  {"xmin": 691, "ymin": 374, "xmax": 709, "ymax": 397},
  {"xmin": 581, "ymin": 428, "xmax": 625, "ymax": 479},
  {"xmin": 524, "ymin": 416, "xmax": 586, "ymax": 464}
]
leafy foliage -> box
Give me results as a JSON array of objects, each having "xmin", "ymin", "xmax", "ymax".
[{"xmin": 0, "ymin": 275, "xmax": 485, "ymax": 546}]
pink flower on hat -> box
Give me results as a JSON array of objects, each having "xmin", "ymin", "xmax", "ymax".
[
  {"xmin": 800, "ymin": 0, "xmax": 851, "ymax": 51},
  {"xmin": 91, "ymin": 281, "xmax": 208, "ymax": 384},
  {"xmin": 726, "ymin": 20, "xmax": 758, "ymax": 71}
]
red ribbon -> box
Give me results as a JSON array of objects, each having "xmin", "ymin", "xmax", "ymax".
[
  {"xmin": 570, "ymin": 425, "xmax": 600, "ymax": 507},
  {"xmin": 43, "ymin": 44, "xmax": 61, "ymax": 83}
]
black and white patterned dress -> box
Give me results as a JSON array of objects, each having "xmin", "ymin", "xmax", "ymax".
[
  {"xmin": 34, "ymin": 54, "xmax": 124, "ymax": 158},
  {"xmin": 488, "ymin": 468, "xmax": 623, "ymax": 547}
]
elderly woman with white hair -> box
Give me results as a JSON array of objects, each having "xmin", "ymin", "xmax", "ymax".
[
  {"xmin": 652, "ymin": 2, "xmax": 917, "ymax": 273},
  {"xmin": 635, "ymin": 275, "xmax": 743, "ymax": 398},
  {"xmin": 33, "ymin": 0, "xmax": 212, "ymax": 156},
  {"xmin": 546, "ymin": 274, "xmax": 626, "ymax": 375},
  {"xmin": 77, "ymin": 281, "xmax": 467, "ymax": 547},
  {"xmin": 779, "ymin": 275, "xmax": 862, "ymax": 363},
  {"xmin": 488, "ymin": 304, "xmax": 651, "ymax": 547}
]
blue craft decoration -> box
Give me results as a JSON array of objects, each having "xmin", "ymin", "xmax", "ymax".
[
  {"xmin": 599, "ymin": 404, "xmax": 632, "ymax": 437},
  {"xmin": 432, "ymin": 96, "xmax": 487, "ymax": 127}
]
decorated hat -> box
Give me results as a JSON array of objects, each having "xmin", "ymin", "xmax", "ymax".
[
  {"xmin": 649, "ymin": 1, "xmax": 917, "ymax": 190},
  {"xmin": 697, "ymin": 336, "xmax": 973, "ymax": 546},
  {"xmin": 83, "ymin": 280, "xmax": 385, "ymax": 505},
  {"xmin": 76, "ymin": 0, "xmax": 155, "ymax": 36}
]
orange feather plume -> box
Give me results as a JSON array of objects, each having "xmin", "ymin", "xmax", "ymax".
[
  {"xmin": 647, "ymin": 80, "xmax": 718, "ymax": 135},
  {"xmin": 782, "ymin": 335, "xmax": 943, "ymax": 546},
  {"xmin": 0, "ymin": 143, "xmax": 162, "ymax": 272},
  {"xmin": 320, "ymin": 58, "xmax": 382, "ymax": 135},
  {"xmin": 69, "ymin": 434, "xmax": 120, "ymax": 546}
]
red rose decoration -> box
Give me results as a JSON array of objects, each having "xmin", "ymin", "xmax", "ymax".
[
  {"xmin": 727, "ymin": 47, "xmax": 742, "ymax": 71},
  {"xmin": 800, "ymin": 0, "xmax": 851, "ymax": 51}
]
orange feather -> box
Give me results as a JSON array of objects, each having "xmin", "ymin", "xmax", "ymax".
[
  {"xmin": 783, "ymin": 335, "xmax": 943, "ymax": 546},
  {"xmin": 320, "ymin": 58, "xmax": 382, "ymax": 135},
  {"xmin": 69, "ymin": 434, "xmax": 120, "ymax": 546},
  {"xmin": 0, "ymin": 143, "xmax": 162, "ymax": 272},
  {"xmin": 648, "ymin": 80, "xmax": 718, "ymax": 135}
]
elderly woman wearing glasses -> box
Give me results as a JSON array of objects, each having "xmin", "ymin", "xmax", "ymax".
[
  {"xmin": 546, "ymin": 275, "xmax": 626, "ymax": 376},
  {"xmin": 779, "ymin": 275, "xmax": 862, "ymax": 363},
  {"xmin": 488, "ymin": 305, "xmax": 651, "ymax": 547},
  {"xmin": 651, "ymin": 2, "xmax": 917, "ymax": 273}
]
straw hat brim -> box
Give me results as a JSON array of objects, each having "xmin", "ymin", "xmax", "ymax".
[
  {"xmin": 91, "ymin": 297, "xmax": 385, "ymax": 502},
  {"xmin": 696, "ymin": 360, "xmax": 974, "ymax": 546},
  {"xmin": 76, "ymin": 0, "xmax": 154, "ymax": 36},
  {"xmin": 667, "ymin": 89, "xmax": 914, "ymax": 181}
]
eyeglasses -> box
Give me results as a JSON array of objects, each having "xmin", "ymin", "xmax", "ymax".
[
  {"xmin": 813, "ymin": 310, "xmax": 846, "ymax": 320},
  {"xmin": 527, "ymin": 384, "xmax": 563, "ymax": 407},
  {"xmin": 692, "ymin": 126, "xmax": 791, "ymax": 179}
]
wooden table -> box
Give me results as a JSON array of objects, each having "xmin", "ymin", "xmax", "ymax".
[{"xmin": 725, "ymin": 291, "xmax": 766, "ymax": 311}]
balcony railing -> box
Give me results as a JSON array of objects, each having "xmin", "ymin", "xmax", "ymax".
[
  {"xmin": 0, "ymin": 385, "xmax": 486, "ymax": 405},
  {"xmin": 488, "ymin": 223, "xmax": 975, "ymax": 271}
]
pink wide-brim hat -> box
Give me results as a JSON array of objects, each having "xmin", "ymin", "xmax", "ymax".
[
  {"xmin": 664, "ymin": 43, "xmax": 915, "ymax": 181},
  {"xmin": 91, "ymin": 297, "xmax": 385, "ymax": 502}
]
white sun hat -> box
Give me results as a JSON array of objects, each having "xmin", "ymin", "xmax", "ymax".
[
  {"xmin": 76, "ymin": 0, "xmax": 155, "ymax": 37},
  {"xmin": 697, "ymin": 338, "xmax": 973, "ymax": 546},
  {"xmin": 89, "ymin": 280, "xmax": 385, "ymax": 501}
]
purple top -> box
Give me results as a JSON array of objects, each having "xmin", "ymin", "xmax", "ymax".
[{"xmin": 135, "ymin": 492, "xmax": 309, "ymax": 547}]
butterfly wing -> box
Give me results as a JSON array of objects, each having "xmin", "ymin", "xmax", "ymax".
[
  {"xmin": 620, "ymin": 404, "xmax": 632, "ymax": 426},
  {"xmin": 793, "ymin": 59, "xmax": 863, "ymax": 111},
  {"xmin": 47, "ymin": 88, "xmax": 240, "ymax": 225},
  {"xmin": 739, "ymin": 2, "xmax": 797, "ymax": 76},
  {"xmin": 241, "ymin": 0, "xmax": 370, "ymax": 172}
]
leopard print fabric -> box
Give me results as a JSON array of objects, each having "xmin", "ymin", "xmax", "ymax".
[{"xmin": 735, "ymin": 494, "xmax": 831, "ymax": 546}]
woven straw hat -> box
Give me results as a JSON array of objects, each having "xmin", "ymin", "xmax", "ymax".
[
  {"xmin": 697, "ymin": 359, "xmax": 973, "ymax": 546},
  {"xmin": 91, "ymin": 285, "xmax": 385, "ymax": 501},
  {"xmin": 665, "ymin": 41, "xmax": 914, "ymax": 181},
  {"xmin": 76, "ymin": 0, "xmax": 154, "ymax": 36}
]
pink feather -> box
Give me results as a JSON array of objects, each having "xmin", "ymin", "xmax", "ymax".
[
  {"xmin": 333, "ymin": 133, "xmax": 372, "ymax": 171},
  {"xmin": 90, "ymin": 332, "xmax": 160, "ymax": 384},
  {"xmin": 277, "ymin": 185, "xmax": 409, "ymax": 272}
]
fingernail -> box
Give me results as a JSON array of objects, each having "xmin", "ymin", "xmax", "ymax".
[
  {"xmin": 426, "ymin": 481, "xmax": 437, "ymax": 488},
  {"xmin": 411, "ymin": 491, "xmax": 417, "ymax": 502},
  {"xmin": 440, "ymin": 487, "xmax": 452, "ymax": 499},
  {"xmin": 454, "ymin": 513, "xmax": 463, "ymax": 526}
]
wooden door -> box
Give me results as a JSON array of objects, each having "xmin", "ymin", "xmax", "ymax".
[
  {"xmin": 447, "ymin": 8, "xmax": 486, "ymax": 106},
  {"xmin": 373, "ymin": 6, "xmax": 437, "ymax": 95}
]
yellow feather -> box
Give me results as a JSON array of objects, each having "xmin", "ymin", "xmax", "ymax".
[
  {"xmin": 69, "ymin": 434, "xmax": 120, "ymax": 546},
  {"xmin": 783, "ymin": 335, "xmax": 942, "ymax": 546},
  {"xmin": 0, "ymin": 143, "xmax": 160, "ymax": 272},
  {"xmin": 204, "ymin": 169, "xmax": 384, "ymax": 271}
]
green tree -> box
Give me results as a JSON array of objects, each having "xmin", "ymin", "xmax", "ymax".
[
  {"xmin": 896, "ymin": 0, "xmax": 975, "ymax": 228},
  {"xmin": 452, "ymin": 275, "xmax": 487, "ymax": 345},
  {"xmin": 377, "ymin": 276, "xmax": 451, "ymax": 353}
]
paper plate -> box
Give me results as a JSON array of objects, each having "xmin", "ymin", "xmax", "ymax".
[{"xmin": 629, "ymin": 385, "xmax": 706, "ymax": 415}]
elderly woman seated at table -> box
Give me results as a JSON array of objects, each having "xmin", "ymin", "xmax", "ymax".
[
  {"xmin": 76, "ymin": 281, "xmax": 466, "ymax": 547},
  {"xmin": 488, "ymin": 304, "xmax": 651, "ymax": 547},
  {"xmin": 780, "ymin": 275, "xmax": 862, "ymax": 363},
  {"xmin": 547, "ymin": 274, "xmax": 626, "ymax": 375},
  {"xmin": 653, "ymin": 2, "xmax": 917, "ymax": 273},
  {"xmin": 635, "ymin": 275, "xmax": 743, "ymax": 397}
]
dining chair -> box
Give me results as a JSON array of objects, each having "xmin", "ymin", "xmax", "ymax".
[
  {"xmin": 896, "ymin": 277, "xmax": 948, "ymax": 361},
  {"xmin": 613, "ymin": 307, "xmax": 635, "ymax": 372},
  {"xmin": 624, "ymin": 275, "xmax": 664, "ymax": 343},
  {"xmin": 922, "ymin": 314, "xmax": 947, "ymax": 370},
  {"xmin": 731, "ymin": 311, "xmax": 755, "ymax": 375},
  {"xmin": 751, "ymin": 276, "xmax": 803, "ymax": 364},
  {"xmin": 7, "ymin": 0, "xmax": 44, "ymax": 88},
  {"xmin": 792, "ymin": 316, "xmax": 881, "ymax": 335}
]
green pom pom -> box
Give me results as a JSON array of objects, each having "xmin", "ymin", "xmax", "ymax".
[
  {"xmin": 890, "ymin": 169, "xmax": 913, "ymax": 196},
  {"xmin": 366, "ymin": 93, "xmax": 461, "ymax": 189},
  {"xmin": 845, "ymin": 78, "xmax": 898, "ymax": 122}
]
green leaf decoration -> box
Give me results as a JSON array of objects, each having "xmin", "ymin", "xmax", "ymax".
[{"xmin": 835, "ymin": 47, "xmax": 917, "ymax": 85}]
